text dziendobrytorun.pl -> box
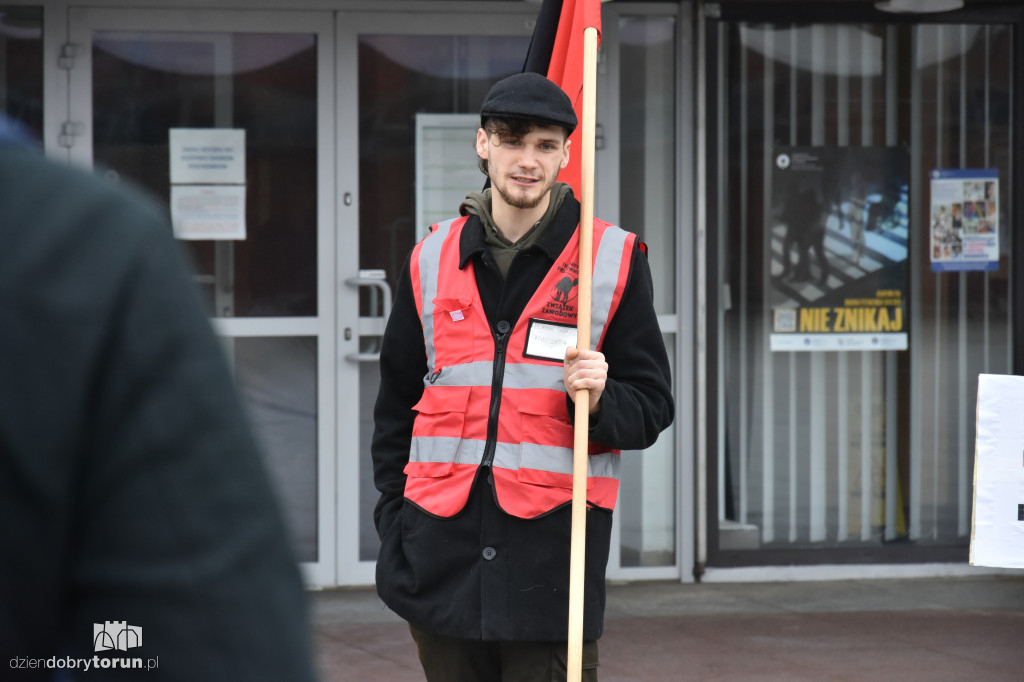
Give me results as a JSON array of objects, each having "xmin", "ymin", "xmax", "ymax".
[{"xmin": 10, "ymin": 656, "xmax": 159, "ymax": 672}]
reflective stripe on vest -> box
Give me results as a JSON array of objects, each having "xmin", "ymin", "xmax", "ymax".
[
  {"xmin": 429, "ymin": 361, "xmax": 565, "ymax": 392},
  {"xmin": 406, "ymin": 216, "xmax": 635, "ymax": 519},
  {"xmin": 410, "ymin": 438, "xmax": 622, "ymax": 479},
  {"xmin": 414, "ymin": 218, "xmax": 459, "ymax": 373}
]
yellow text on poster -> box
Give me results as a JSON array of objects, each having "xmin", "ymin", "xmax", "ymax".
[{"xmin": 798, "ymin": 291, "xmax": 904, "ymax": 334}]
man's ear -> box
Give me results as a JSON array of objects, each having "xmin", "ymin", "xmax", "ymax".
[
  {"xmin": 560, "ymin": 138, "xmax": 571, "ymax": 170},
  {"xmin": 475, "ymin": 128, "xmax": 489, "ymax": 161}
]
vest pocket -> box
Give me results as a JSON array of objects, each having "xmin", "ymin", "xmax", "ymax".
[
  {"xmin": 431, "ymin": 297, "xmax": 476, "ymax": 367},
  {"xmin": 518, "ymin": 404, "xmax": 574, "ymax": 447},
  {"xmin": 517, "ymin": 400, "xmax": 592, "ymax": 490},
  {"xmin": 406, "ymin": 386, "xmax": 471, "ymax": 478}
]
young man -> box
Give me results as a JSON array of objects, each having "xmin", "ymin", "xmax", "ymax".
[{"xmin": 372, "ymin": 72, "xmax": 674, "ymax": 681}]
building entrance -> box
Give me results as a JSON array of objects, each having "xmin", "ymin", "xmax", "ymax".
[{"xmin": 58, "ymin": 2, "xmax": 689, "ymax": 586}]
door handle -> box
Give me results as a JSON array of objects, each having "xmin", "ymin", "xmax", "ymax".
[{"xmin": 345, "ymin": 270, "xmax": 392, "ymax": 362}]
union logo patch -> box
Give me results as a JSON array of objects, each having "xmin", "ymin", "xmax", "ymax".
[{"xmin": 550, "ymin": 275, "xmax": 578, "ymax": 304}]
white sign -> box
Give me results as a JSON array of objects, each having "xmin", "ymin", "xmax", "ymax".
[
  {"xmin": 970, "ymin": 373, "xmax": 1024, "ymax": 569},
  {"xmin": 171, "ymin": 185, "xmax": 247, "ymax": 240},
  {"xmin": 169, "ymin": 128, "xmax": 246, "ymax": 185}
]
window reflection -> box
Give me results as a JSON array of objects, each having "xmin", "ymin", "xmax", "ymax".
[
  {"xmin": 235, "ymin": 336, "xmax": 318, "ymax": 563},
  {"xmin": 620, "ymin": 334, "xmax": 677, "ymax": 568},
  {"xmin": 620, "ymin": 16, "xmax": 677, "ymax": 315},
  {"xmin": 357, "ymin": 34, "xmax": 528, "ymax": 299},
  {"xmin": 715, "ymin": 22, "xmax": 1012, "ymax": 561},
  {"xmin": 92, "ymin": 32, "xmax": 318, "ymax": 317}
]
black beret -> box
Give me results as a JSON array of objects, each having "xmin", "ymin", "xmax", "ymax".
[{"xmin": 480, "ymin": 72, "xmax": 577, "ymax": 135}]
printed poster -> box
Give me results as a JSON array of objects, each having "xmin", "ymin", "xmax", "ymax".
[
  {"xmin": 770, "ymin": 147, "xmax": 909, "ymax": 352},
  {"xmin": 930, "ymin": 168, "xmax": 999, "ymax": 272},
  {"xmin": 970, "ymin": 373, "xmax": 1024, "ymax": 569},
  {"xmin": 169, "ymin": 128, "xmax": 247, "ymax": 241}
]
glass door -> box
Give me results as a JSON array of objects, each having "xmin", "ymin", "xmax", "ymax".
[
  {"xmin": 68, "ymin": 8, "xmax": 339, "ymax": 586},
  {"xmin": 335, "ymin": 9, "xmax": 535, "ymax": 584}
]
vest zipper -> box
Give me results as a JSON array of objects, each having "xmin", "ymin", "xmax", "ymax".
[{"xmin": 481, "ymin": 328, "xmax": 509, "ymax": 468}]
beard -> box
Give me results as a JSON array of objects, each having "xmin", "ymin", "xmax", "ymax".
[
  {"xmin": 494, "ymin": 180, "xmax": 547, "ymax": 209},
  {"xmin": 489, "ymin": 161, "xmax": 556, "ymax": 210}
]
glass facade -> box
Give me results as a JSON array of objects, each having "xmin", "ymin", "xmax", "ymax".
[
  {"xmin": 620, "ymin": 14, "xmax": 678, "ymax": 315},
  {"xmin": 709, "ymin": 16, "xmax": 1014, "ymax": 564},
  {"xmin": 617, "ymin": 14, "xmax": 679, "ymax": 568}
]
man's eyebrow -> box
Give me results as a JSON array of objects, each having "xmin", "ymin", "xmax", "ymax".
[{"xmin": 536, "ymin": 136, "xmax": 563, "ymax": 145}]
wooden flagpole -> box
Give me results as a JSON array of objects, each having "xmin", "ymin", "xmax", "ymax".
[{"xmin": 567, "ymin": 24, "xmax": 600, "ymax": 682}]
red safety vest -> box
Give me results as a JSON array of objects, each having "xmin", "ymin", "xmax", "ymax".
[{"xmin": 405, "ymin": 215, "xmax": 636, "ymax": 519}]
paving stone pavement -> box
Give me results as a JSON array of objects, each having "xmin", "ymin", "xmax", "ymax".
[{"xmin": 311, "ymin": 575, "xmax": 1024, "ymax": 681}]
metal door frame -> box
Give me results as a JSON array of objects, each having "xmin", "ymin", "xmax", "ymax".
[{"xmin": 65, "ymin": 7, "xmax": 340, "ymax": 587}]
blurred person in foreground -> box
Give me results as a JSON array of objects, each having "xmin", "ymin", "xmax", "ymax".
[{"xmin": 0, "ymin": 115, "xmax": 318, "ymax": 682}]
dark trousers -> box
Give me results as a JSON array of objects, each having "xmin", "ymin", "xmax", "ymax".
[{"xmin": 410, "ymin": 625, "xmax": 599, "ymax": 682}]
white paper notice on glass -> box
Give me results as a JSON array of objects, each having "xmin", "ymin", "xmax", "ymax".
[
  {"xmin": 169, "ymin": 128, "xmax": 246, "ymax": 185},
  {"xmin": 170, "ymin": 185, "xmax": 247, "ymax": 241},
  {"xmin": 970, "ymin": 373, "xmax": 1024, "ymax": 569}
]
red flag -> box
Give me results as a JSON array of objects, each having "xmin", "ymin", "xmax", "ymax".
[{"xmin": 523, "ymin": 0, "xmax": 602, "ymax": 199}]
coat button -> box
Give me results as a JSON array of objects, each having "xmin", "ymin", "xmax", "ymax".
[
  {"xmin": 497, "ymin": 320, "xmax": 511, "ymax": 334},
  {"xmin": 482, "ymin": 546, "xmax": 497, "ymax": 561}
]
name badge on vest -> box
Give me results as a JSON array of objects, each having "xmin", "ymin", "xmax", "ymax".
[{"xmin": 523, "ymin": 319, "xmax": 578, "ymax": 362}]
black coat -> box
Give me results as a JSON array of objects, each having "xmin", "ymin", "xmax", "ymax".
[{"xmin": 372, "ymin": 194, "xmax": 674, "ymax": 641}]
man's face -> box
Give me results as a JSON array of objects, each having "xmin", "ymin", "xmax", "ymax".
[{"xmin": 476, "ymin": 123, "xmax": 570, "ymax": 211}]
